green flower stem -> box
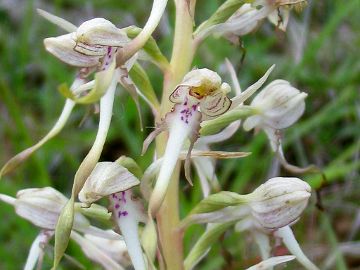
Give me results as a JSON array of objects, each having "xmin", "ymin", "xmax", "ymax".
[
  {"xmin": 156, "ymin": 1, "xmax": 196, "ymax": 269},
  {"xmin": 200, "ymin": 106, "xmax": 258, "ymax": 136}
]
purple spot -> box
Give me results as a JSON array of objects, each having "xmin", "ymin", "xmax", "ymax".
[
  {"xmin": 181, "ymin": 116, "xmax": 184, "ymax": 121},
  {"xmin": 115, "ymin": 204, "xmax": 120, "ymax": 209},
  {"xmin": 184, "ymin": 101, "xmax": 187, "ymax": 106},
  {"xmin": 121, "ymin": 191, "xmax": 127, "ymax": 203},
  {"xmin": 112, "ymin": 194, "xmax": 118, "ymax": 199},
  {"xmin": 192, "ymin": 105, "xmax": 197, "ymax": 111},
  {"xmin": 107, "ymin": 47, "xmax": 112, "ymax": 54},
  {"xmin": 122, "ymin": 211, "xmax": 128, "ymax": 216}
]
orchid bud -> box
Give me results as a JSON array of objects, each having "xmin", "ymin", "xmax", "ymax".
[
  {"xmin": 14, "ymin": 187, "xmax": 89, "ymax": 230},
  {"xmin": 248, "ymin": 177, "xmax": 311, "ymax": 229},
  {"xmin": 243, "ymin": 80, "xmax": 307, "ymax": 131},
  {"xmin": 78, "ymin": 161, "xmax": 140, "ymax": 205}
]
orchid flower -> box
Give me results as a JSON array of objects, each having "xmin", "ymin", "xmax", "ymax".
[
  {"xmin": 0, "ymin": 14, "xmax": 130, "ymax": 178},
  {"xmin": 142, "ymin": 68, "xmax": 234, "ymax": 215},
  {"xmin": 0, "ymin": 188, "xmax": 122, "ymax": 270},
  {"xmin": 196, "ymin": 0, "xmax": 308, "ymax": 43},
  {"xmin": 179, "ymin": 177, "xmax": 317, "ymax": 269},
  {"xmin": 201, "ymin": 64, "xmax": 315, "ymax": 174},
  {"xmin": 77, "ymin": 160, "xmax": 147, "ymax": 270},
  {"xmin": 234, "ymin": 178, "xmax": 318, "ymax": 270},
  {"xmin": 242, "ymin": 79, "xmax": 319, "ymax": 174},
  {"xmin": 35, "ymin": 5, "xmax": 170, "ymax": 266}
]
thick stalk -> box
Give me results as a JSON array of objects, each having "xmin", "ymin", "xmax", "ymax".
[{"xmin": 156, "ymin": 1, "xmax": 196, "ymax": 269}]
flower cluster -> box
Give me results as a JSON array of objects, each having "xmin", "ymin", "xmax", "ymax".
[{"xmin": 0, "ymin": 1, "xmax": 322, "ymax": 270}]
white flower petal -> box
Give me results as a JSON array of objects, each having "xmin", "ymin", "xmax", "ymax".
[
  {"xmin": 76, "ymin": 18, "xmax": 128, "ymax": 47},
  {"xmin": 15, "ymin": 187, "xmax": 67, "ymax": 230},
  {"xmin": 148, "ymin": 101, "xmax": 202, "ymax": 215},
  {"xmin": 267, "ymin": 7, "xmax": 290, "ymax": 31},
  {"xmin": 245, "ymin": 255, "xmax": 296, "ymax": 270},
  {"xmin": 71, "ymin": 231, "xmax": 125, "ymax": 270},
  {"xmin": 243, "ymin": 115, "xmax": 262, "ymax": 131},
  {"xmin": 231, "ymin": 65, "xmax": 275, "ymax": 108},
  {"xmin": 110, "ymin": 191, "xmax": 147, "ymax": 270},
  {"xmin": 85, "ymin": 233, "xmax": 130, "ymax": 266},
  {"xmin": 0, "ymin": 194, "xmax": 16, "ymax": 205},
  {"xmin": 253, "ymin": 231, "xmax": 271, "ymax": 260},
  {"xmin": 197, "ymin": 121, "xmax": 241, "ymax": 144},
  {"xmin": 24, "ymin": 231, "xmax": 53, "ymax": 270},
  {"xmin": 37, "ymin": 9, "xmax": 77, "ymax": 33},
  {"xmin": 275, "ymin": 226, "xmax": 319, "ymax": 270},
  {"xmin": 79, "ymin": 161, "xmax": 140, "ymax": 205},
  {"xmin": 44, "ymin": 34, "xmax": 101, "ymax": 67}
]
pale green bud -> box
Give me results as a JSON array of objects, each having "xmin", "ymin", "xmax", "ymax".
[
  {"xmin": 248, "ymin": 177, "xmax": 311, "ymax": 229},
  {"xmin": 244, "ymin": 80, "xmax": 307, "ymax": 131}
]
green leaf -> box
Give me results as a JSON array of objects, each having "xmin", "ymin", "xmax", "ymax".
[
  {"xmin": 195, "ymin": 0, "xmax": 251, "ymax": 36},
  {"xmin": 129, "ymin": 62, "xmax": 160, "ymax": 110},
  {"xmin": 52, "ymin": 198, "xmax": 75, "ymax": 269},
  {"xmin": 124, "ymin": 26, "xmax": 170, "ymax": 71},
  {"xmin": 184, "ymin": 222, "xmax": 235, "ymax": 270},
  {"xmin": 200, "ymin": 106, "xmax": 256, "ymax": 136},
  {"xmin": 116, "ymin": 155, "xmax": 144, "ymax": 179}
]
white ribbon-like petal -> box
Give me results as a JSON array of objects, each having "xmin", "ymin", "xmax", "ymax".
[
  {"xmin": 275, "ymin": 226, "xmax": 319, "ymax": 270},
  {"xmin": 110, "ymin": 191, "xmax": 147, "ymax": 270},
  {"xmin": 125, "ymin": 0, "xmax": 168, "ymax": 55},
  {"xmin": 245, "ymin": 255, "xmax": 295, "ymax": 270},
  {"xmin": 37, "ymin": 9, "xmax": 77, "ymax": 33},
  {"xmin": 231, "ymin": 65, "xmax": 275, "ymax": 108},
  {"xmin": 148, "ymin": 102, "xmax": 202, "ymax": 215},
  {"xmin": 71, "ymin": 231, "xmax": 125, "ymax": 270},
  {"xmin": 24, "ymin": 231, "xmax": 54, "ymax": 270}
]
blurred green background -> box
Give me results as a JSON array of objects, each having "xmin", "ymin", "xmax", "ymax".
[{"xmin": 0, "ymin": 0, "xmax": 359, "ymax": 269}]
